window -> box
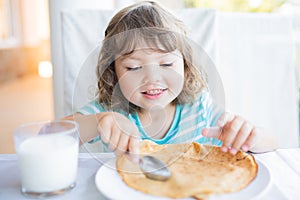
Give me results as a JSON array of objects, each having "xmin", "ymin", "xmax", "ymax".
[
  {"xmin": 184, "ymin": 0, "xmax": 287, "ymax": 12},
  {"xmin": 0, "ymin": 0, "xmax": 20, "ymax": 48}
]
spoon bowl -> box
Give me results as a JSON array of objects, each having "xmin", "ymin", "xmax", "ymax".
[{"xmin": 139, "ymin": 155, "xmax": 171, "ymax": 181}]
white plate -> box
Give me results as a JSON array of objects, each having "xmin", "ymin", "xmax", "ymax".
[{"xmin": 95, "ymin": 158, "xmax": 271, "ymax": 200}]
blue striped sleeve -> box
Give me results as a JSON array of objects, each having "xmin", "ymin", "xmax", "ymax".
[
  {"xmin": 76, "ymin": 100, "xmax": 106, "ymax": 145},
  {"xmin": 76, "ymin": 100, "xmax": 106, "ymax": 115}
]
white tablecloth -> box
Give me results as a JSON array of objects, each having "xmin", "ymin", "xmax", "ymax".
[{"xmin": 0, "ymin": 150, "xmax": 299, "ymax": 200}]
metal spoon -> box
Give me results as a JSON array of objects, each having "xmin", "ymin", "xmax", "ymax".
[{"xmin": 138, "ymin": 155, "xmax": 171, "ymax": 181}]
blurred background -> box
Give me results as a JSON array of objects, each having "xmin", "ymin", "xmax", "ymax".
[{"xmin": 0, "ymin": 0, "xmax": 299, "ymax": 153}]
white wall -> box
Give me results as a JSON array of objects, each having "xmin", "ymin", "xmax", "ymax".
[{"xmin": 49, "ymin": 0, "xmax": 114, "ymax": 118}]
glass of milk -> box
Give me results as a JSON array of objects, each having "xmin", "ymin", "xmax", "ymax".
[{"xmin": 14, "ymin": 120, "xmax": 79, "ymax": 198}]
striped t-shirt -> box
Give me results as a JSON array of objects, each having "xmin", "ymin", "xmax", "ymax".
[{"xmin": 78, "ymin": 90, "xmax": 223, "ymax": 152}]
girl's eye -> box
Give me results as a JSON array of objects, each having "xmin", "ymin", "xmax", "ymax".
[
  {"xmin": 126, "ymin": 66, "xmax": 142, "ymax": 71},
  {"xmin": 160, "ymin": 63, "xmax": 173, "ymax": 67}
]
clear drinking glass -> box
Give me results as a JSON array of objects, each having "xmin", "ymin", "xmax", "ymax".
[{"xmin": 14, "ymin": 120, "xmax": 79, "ymax": 198}]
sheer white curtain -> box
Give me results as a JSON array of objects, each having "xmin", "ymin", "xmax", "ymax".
[{"xmin": 216, "ymin": 12, "xmax": 299, "ymax": 148}]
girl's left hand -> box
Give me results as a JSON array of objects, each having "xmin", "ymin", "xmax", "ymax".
[{"xmin": 202, "ymin": 112, "xmax": 259, "ymax": 154}]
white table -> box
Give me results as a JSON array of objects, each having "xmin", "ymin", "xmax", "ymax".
[{"xmin": 0, "ymin": 149, "xmax": 300, "ymax": 200}]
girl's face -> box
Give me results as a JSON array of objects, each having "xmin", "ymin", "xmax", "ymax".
[{"xmin": 115, "ymin": 49, "xmax": 184, "ymax": 111}]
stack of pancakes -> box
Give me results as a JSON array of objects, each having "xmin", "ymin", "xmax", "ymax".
[{"xmin": 116, "ymin": 141, "xmax": 258, "ymax": 199}]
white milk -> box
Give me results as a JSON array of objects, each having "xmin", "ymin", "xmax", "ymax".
[{"xmin": 17, "ymin": 134, "xmax": 78, "ymax": 192}]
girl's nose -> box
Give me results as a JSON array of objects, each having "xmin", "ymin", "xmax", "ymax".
[{"xmin": 142, "ymin": 64, "xmax": 162, "ymax": 83}]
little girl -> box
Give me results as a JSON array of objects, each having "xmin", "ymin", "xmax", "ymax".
[{"xmin": 65, "ymin": 1, "xmax": 278, "ymax": 157}]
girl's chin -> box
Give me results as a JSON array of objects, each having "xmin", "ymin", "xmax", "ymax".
[
  {"xmin": 130, "ymin": 96, "xmax": 177, "ymax": 111},
  {"xmin": 138, "ymin": 103, "xmax": 174, "ymax": 112}
]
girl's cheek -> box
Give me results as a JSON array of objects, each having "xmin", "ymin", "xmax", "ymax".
[{"xmin": 117, "ymin": 75, "xmax": 141, "ymax": 97}]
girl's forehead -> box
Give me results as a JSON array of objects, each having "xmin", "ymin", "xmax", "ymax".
[
  {"xmin": 117, "ymin": 49, "xmax": 182, "ymax": 61},
  {"xmin": 112, "ymin": 28, "xmax": 180, "ymax": 57}
]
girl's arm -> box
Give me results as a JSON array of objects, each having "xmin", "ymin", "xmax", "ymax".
[
  {"xmin": 202, "ymin": 112, "xmax": 279, "ymax": 154},
  {"xmin": 64, "ymin": 112, "xmax": 140, "ymax": 157},
  {"xmin": 63, "ymin": 114, "xmax": 100, "ymax": 145}
]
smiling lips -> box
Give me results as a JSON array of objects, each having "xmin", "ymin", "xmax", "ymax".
[{"xmin": 142, "ymin": 88, "xmax": 167, "ymax": 99}]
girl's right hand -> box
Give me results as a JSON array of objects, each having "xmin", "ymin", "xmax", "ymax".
[{"xmin": 96, "ymin": 112, "xmax": 140, "ymax": 158}]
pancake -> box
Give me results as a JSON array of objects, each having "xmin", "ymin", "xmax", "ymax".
[{"xmin": 116, "ymin": 140, "xmax": 258, "ymax": 199}]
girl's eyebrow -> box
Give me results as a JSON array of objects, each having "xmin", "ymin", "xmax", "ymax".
[
  {"xmin": 121, "ymin": 55, "xmax": 140, "ymax": 61},
  {"xmin": 120, "ymin": 51, "xmax": 176, "ymax": 62}
]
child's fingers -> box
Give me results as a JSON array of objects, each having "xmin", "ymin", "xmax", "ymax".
[
  {"xmin": 98, "ymin": 123, "xmax": 111, "ymax": 144},
  {"xmin": 216, "ymin": 112, "xmax": 235, "ymax": 127},
  {"xmin": 109, "ymin": 126, "xmax": 121, "ymax": 151},
  {"xmin": 202, "ymin": 112, "xmax": 236, "ymax": 139},
  {"xmin": 243, "ymin": 127, "xmax": 260, "ymax": 151},
  {"xmin": 128, "ymin": 136, "xmax": 140, "ymax": 163},
  {"xmin": 202, "ymin": 127, "xmax": 222, "ymax": 138},
  {"xmin": 114, "ymin": 132, "xmax": 130, "ymax": 156},
  {"xmin": 221, "ymin": 116, "xmax": 244, "ymax": 147},
  {"xmin": 231, "ymin": 122, "xmax": 253, "ymax": 152},
  {"xmin": 129, "ymin": 135, "xmax": 140, "ymax": 154}
]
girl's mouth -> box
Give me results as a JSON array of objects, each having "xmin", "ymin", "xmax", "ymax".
[
  {"xmin": 141, "ymin": 88, "xmax": 168, "ymax": 99},
  {"xmin": 142, "ymin": 89, "xmax": 167, "ymax": 96}
]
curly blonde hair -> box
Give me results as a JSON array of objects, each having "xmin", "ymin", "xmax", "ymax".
[{"xmin": 97, "ymin": 1, "xmax": 207, "ymax": 114}]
